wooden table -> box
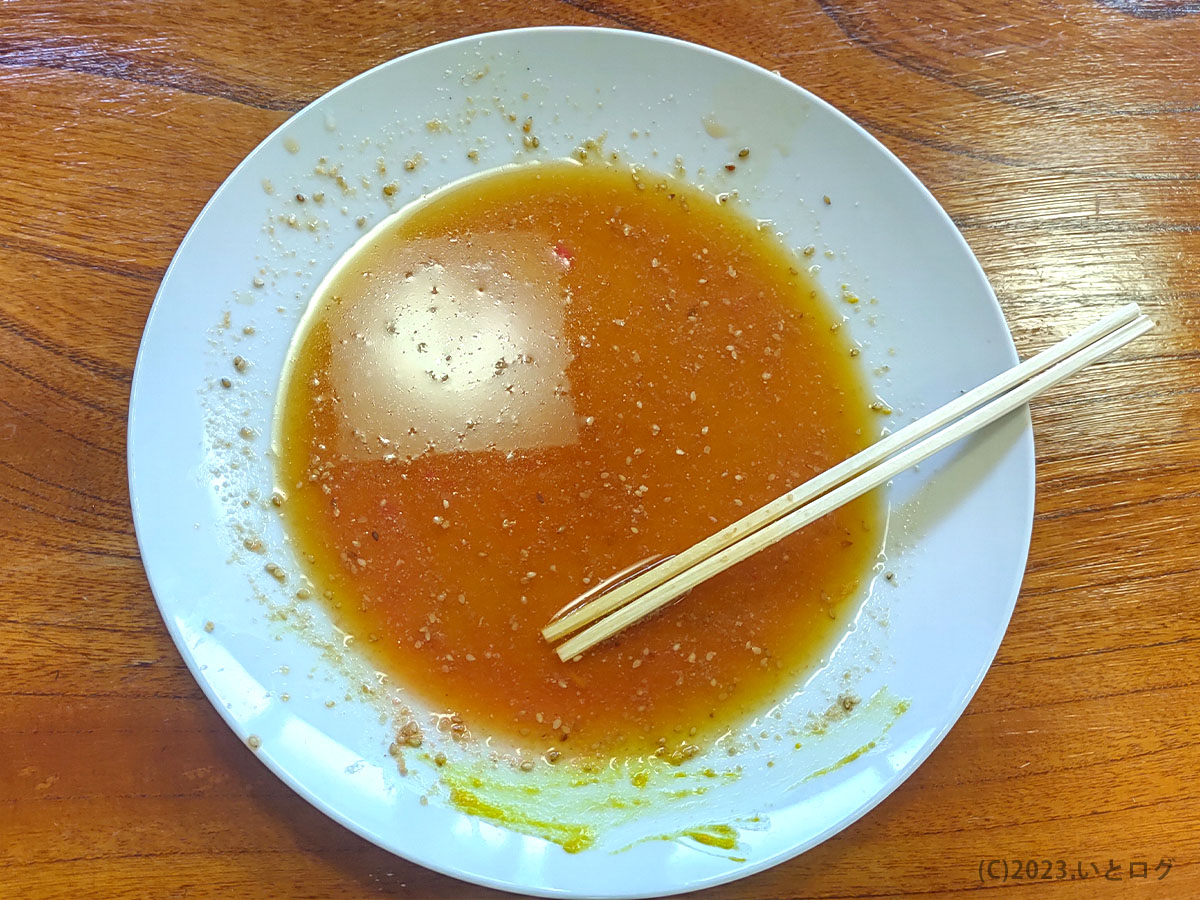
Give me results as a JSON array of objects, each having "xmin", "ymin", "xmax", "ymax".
[{"xmin": 4, "ymin": 2, "xmax": 1198, "ymax": 897}]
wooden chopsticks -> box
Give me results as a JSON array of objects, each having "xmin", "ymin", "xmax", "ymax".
[{"xmin": 544, "ymin": 303, "xmax": 1153, "ymax": 661}]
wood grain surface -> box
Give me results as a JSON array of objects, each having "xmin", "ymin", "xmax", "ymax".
[{"xmin": 3, "ymin": 2, "xmax": 1198, "ymax": 897}]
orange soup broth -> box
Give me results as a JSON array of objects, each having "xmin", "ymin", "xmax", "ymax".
[{"xmin": 276, "ymin": 160, "xmax": 882, "ymax": 762}]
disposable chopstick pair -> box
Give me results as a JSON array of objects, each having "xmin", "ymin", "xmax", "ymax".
[{"xmin": 544, "ymin": 303, "xmax": 1153, "ymax": 661}]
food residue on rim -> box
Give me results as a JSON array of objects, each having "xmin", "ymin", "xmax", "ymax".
[
  {"xmin": 272, "ymin": 157, "xmax": 884, "ymax": 767},
  {"xmin": 702, "ymin": 114, "xmax": 730, "ymax": 139},
  {"xmin": 444, "ymin": 774, "xmax": 597, "ymax": 853}
]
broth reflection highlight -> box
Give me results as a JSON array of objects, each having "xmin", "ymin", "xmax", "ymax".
[{"xmin": 275, "ymin": 160, "xmax": 882, "ymax": 762}]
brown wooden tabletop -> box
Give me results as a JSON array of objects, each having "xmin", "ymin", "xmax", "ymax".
[{"xmin": 3, "ymin": 2, "xmax": 1198, "ymax": 898}]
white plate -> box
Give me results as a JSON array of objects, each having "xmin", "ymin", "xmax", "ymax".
[{"xmin": 128, "ymin": 27, "xmax": 1033, "ymax": 898}]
